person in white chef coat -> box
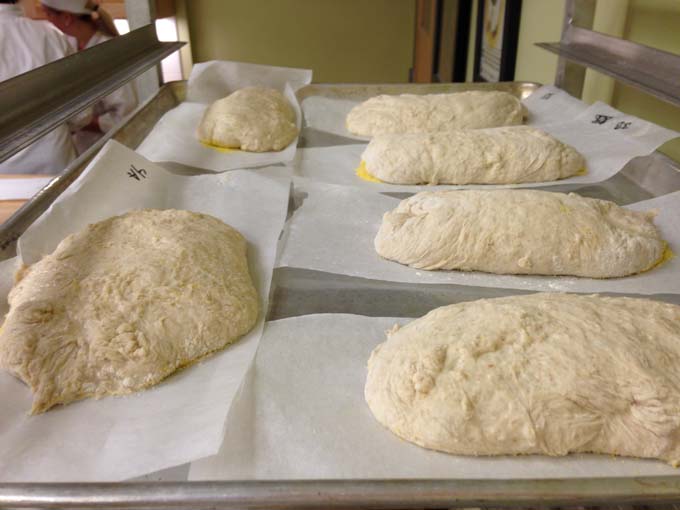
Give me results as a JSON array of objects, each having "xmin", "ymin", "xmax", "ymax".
[
  {"xmin": 41, "ymin": 0, "xmax": 138, "ymax": 154},
  {"xmin": 0, "ymin": 0, "xmax": 77, "ymax": 174}
]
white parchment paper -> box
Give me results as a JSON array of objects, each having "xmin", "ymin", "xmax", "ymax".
[
  {"xmin": 301, "ymin": 96, "xmax": 365, "ymax": 140},
  {"xmin": 278, "ymin": 179, "xmax": 680, "ymax": 295},
  {"xmin": 189, "ymin": 313, "xmax": 679, "ymax": 480},
  {"xmin": 295, "ymin": 90, "xmax": 679, "ymax": 192},
  {"xmin": 521, "ymin": 84, "xmax": 590, "ymax": 125},
  {"xmin": 136, "ymin": 60, "xmax": 312, "ymax": 172},
  {"xmin": 0, "ymin": 140, "xmax": 291, "ymax": 481}
]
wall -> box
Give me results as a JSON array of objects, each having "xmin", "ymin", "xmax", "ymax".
[
  {"xmin": 466, "ymin": 0, "xmax": 565, "ymax": 84},
  {"xmin": 580, "ymin": 0, "xmax": 628, "ymax": 104},
  {"xmin": 184, "ymin": 0, "xmax": 416, "ymax": 83},
  {"xmin": 175, "ymin": 0, "xmax": 194, "ymax": 80},
  {"xmin": 513, "ymin": 0, "xmax": 565, "ymax": 85}
]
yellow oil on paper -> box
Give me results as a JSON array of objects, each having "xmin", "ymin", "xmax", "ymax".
[
  {"xmin": 201, "ymin": 141, "xmax": 239, "ymax": 154},
  {"xmin": 655, "ymin": 243, "xmax": 675, "ymax": 269},
  {"xmin": 355, "ymin": 160, "xmax": 383, "ymax": 183}
]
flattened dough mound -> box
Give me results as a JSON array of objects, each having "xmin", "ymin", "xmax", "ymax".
[
  {"xmin": 365, "ymin": 293, "xmax": 680, "ymax": 465},
  {"xmin": 197, "ymin": 86, "xmax": 297, "ymax": 152},
  {"xmin": 362, "ymin": 126, "xmax": 585, "ymax": 184},
  {"xmin": 0, "ymin": 209, "xmax": 259, "ymax": 414},
  {"xmin": 375, "ymin": 190, "xmax": 664, "ymax": 278},
  {"xmin": 346, "ymin": 91, "xmax": 523, "ymax": 137}
]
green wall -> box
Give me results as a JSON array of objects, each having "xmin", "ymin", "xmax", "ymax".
[
  {"xmin": 185, "ymin": 0, "xmax": 416, "ymax": 83},
  {"xmin": 466, "ymin": 0, "xmax": 565, "ymax": 84},
  {"xmin": 513, "ymin": 0, "xmax": 564, "ymax": 85}
]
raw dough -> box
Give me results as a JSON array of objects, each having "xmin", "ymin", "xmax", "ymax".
[
  {"xmin": 197, "ymin": 87, "xmax": 297, "ymax": 152},
  {"xmin": 362, "ymin": 126, "xmax": 585, "ymax": 184},
  {"xmin": 375, "ymin": 189, "xmax": 664, "ymax": 278},
  {"xmin": 0, "ymin": 209, "xmax": 259, "ymax": 414},
  {"xmin": 346, "ymin": 91, "xmax": 523, "ymax": 137},
  {"xmin": 365, "ymin": 293, "xmax": 680, "ymax": 465}
]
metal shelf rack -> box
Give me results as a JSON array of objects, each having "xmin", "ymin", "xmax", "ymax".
[{"xmin": 536, "ymin": 0, "xmax": 680, "ymax": 107}]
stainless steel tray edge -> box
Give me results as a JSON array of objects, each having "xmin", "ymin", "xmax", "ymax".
[{"xmin": 2, "ymin": 476, "xmax": 680, "ymax": 509}]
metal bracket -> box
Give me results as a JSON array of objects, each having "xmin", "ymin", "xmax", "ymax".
[
  {"xmin": 536, "ymin": 0, "xmax": 680, "ymax": 106},
  {"xmin": 0, "ymin": 24, "xmax": 183, "ymax": 163}
]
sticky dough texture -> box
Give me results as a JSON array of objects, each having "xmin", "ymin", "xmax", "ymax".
[
  {"xmin": 0, "ymin": 209, "xmax": 259, "ymax": 414},
  {"xmin": 374, "ymin": 190, "xmax": 664, "ymax": 278},
  {"xmin": 365, "ymin": 293, "xmax": 680, "ymax": 466},
  {"xmin": 346, "ymin": 91, "xmax": 524, "ymax": 137},
  {"xmin": 197, "ymin": 86, "xmax": 298, "ymax": 152},
  {"xmin": 362, "ymin": 126, "xmax": 585, "ymax": 185}
]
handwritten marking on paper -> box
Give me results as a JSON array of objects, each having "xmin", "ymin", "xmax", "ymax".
[
  {"xmin": 592, "ymin": 114, "xmax": 613, "ymax": 125},
  {"xmin": 614, "ymin": 121, "xmax": 632, "ymax": 130},
  {"xmin": 541, "ymin": 92, "xmax": 555, "ymax": 100},
  {"xmin": 127, "ymin": 164, "xmax": 148, "ymax": 181}
]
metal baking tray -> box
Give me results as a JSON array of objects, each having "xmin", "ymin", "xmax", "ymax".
[{"xmin": 3, "ymin": 81, "xmax": 680, "ymax": 509}]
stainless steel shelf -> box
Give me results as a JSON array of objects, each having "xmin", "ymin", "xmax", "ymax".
[
  {"xmin": 536, "ymin": 0, "xmax": 680, "ymax": 106},
  {"xmin": 0, "ymin": 24, "xmax": 183, "ymax": 163}
]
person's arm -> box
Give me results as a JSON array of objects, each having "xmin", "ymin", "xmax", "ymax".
[
  {"xmin": 67, "ymin": 106, "xmax": 95, "ymax": 132},
  {"xmin": 96, "ymin": 82, "xmax": 139, "ymax": 133},
  {"xmin": 44, "ymin": 29, "xmax": 97, "ymax": 133}
]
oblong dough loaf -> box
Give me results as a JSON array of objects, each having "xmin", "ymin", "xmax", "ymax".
[
  {"xmin": 197, "ymin": 86, "xmax": 298, "ymax": 152},
  {"xmin": 362, "ymin": 126, "xmax": 585, "ymax": 184},
  {"xmin": 365, "ymin": 293, "xmax": 680, "ymax": 465},
  {"xmin": 374, "ymin": 190, "xmax": 664, "ymax": 277},
  {"xmin": 346, "ymin": 91, "xmax": 523, "ymax": 137},
  {"xmin": 0, "ymin": 209, "xmax": 259, "ymax": 413}
]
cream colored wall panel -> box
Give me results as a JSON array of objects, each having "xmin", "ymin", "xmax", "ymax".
[
  {"xmin": 513, "ymin": 0, "xmax": 564, "ymax": 85},
  {"xmin": 185, "ymin": 0, "xmax": 416, "ymax": 83}
]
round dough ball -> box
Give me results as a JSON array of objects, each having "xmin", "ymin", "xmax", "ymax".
[{"xmin": 197, "ymin": 87, "xmax": 298, "ymax": 152}]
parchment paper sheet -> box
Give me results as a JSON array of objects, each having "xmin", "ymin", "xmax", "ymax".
[
  {"xmin": 295, "ymin": 89, "xmax": 679, "ymax": 192},
  {"xmin": 278, "ymin": 179, "xmax": 680, "ymax": 295},
  {"xmin": 189, "ymin": 313, "xmax": 679, "ymax": 480},
  {"xmin": 136, "ymin": 60, "xmax": 312, "ymax": 172},
  {"xmin": 0, "ymin": 140, "xmax": 291, "ymax": 481}
]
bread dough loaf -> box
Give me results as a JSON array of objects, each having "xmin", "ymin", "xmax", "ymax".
[
  {"xmin": 0, "ymin": 209, "xmax": 258, "ymax": 414},
  {"xmin": 346, "ymin": 91, "xmax": 523, "ymax": 137},
  {"xmin": 365, "ymin": 293, "xmax": 680, "ymax": 465},
  {"xmin": 362, "ymin": 126, "xmax": 585, "ymax": 184},
  {"xmin": 375, "ymin": 190, "xmax": 664, "ymax": 278},
  {"xmin": 197, "ymin": 87, "xmax": 297, "ymax": 152}
]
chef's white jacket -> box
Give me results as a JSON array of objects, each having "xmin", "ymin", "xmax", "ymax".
[
  {"xmin": 70, "ymin": 31, "xmax": 139, "ymax": 154},
  {"xmin": 0, "ymin": 3, "xmax": 77, "ymax": 174}
]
